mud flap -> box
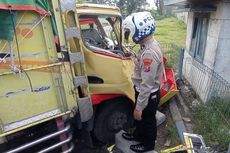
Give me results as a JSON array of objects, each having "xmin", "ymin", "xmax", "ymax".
[{"xmin": 78, "ymin": 97, "xmax": 93, "ymax": 122}]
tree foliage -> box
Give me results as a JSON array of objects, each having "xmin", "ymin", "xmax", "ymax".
[
  {"xmin": 124, "ymin": 0, "xmax": 148, "ymax": 14},
  {"xmin": 83, "ymin": 0, "xmax": 149, "ymax": 15},
  {"xmin": 154, "ymin": 0, "xmax": 164, "ymax": 15}
]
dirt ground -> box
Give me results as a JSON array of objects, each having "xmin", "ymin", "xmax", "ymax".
[
  {"xmin": 155, "ymin": 104, "xmax": 181, "ymax": 151},
  {"xmin": 176, "ymin": 80, "xmax": 199, "ymax": 133}
]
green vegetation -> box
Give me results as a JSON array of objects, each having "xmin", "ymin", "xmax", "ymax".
[
  {"xmin": 155, "ymin": 17, "xmax": 186, "ymax": 48},
  {"xmin": 193, "ymin": 98, "xmax": 230, "ymax": 150},
  {"xmin": 155, "ymin": 17, "xmax": 186, "ymax": 72},
  {"xmin": 165, "ymin": 122, "xmax": 180, "ymax": 145},
  {"xmin": 155, "ymin": 108, "xmax": 181, "ymax": 151}
]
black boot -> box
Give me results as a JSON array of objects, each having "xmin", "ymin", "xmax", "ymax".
[
  {"xmin": 130, "ymin": 143, "xmax": 155, "ymax": 153},
  {"xmin": 122, "ymin": 132, "xmax": 137, "ymax": 141}
]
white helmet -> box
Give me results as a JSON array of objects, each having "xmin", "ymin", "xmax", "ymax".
[{"xmin": 123, "ymin": 12, "xmax": 156, "ymax": 43}]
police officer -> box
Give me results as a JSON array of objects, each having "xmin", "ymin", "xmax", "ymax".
[{"xmin": 122, "ymin": 12, "xmax": 163, "ymax": 152}]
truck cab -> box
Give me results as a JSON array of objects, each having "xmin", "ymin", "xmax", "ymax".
[
  {"xmin": 72, "ymin": 4, "xmax": 136, "ymax": 143},
  {"xmin": 73, "ymin": 4, "xmax": 178, "ymax": 143}
]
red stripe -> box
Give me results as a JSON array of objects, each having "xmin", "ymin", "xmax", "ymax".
[
  {"xmin": 91, "ymin": 94, "xmax": 124, "ymax": 105},
  {"xmin": 56, "ymin": 117, "xmax": 68, "ymax": 151},
  {"xmin": 79, "ymin": 18, "xmax": 96, "ymax": 25},
  {"xmin": 0, "ymin": 4, "xmax": 48, "ymax": 15}
]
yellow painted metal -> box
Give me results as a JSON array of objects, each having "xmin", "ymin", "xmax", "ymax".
[
  {"xmin": 160, "ymin": 89, "xmax": 178, "ymax": 106},
  {"xmin": 160, "ymin": 144, "xmax": 186, "ymax": 153},
  {"xmin": 76, "ymin": 4, "xmax": 135, "ymax": 103},
  {"xmin": 83, "ymin": 46, "xmax": 135, "ymax": 102},
  {"xmin": 184, "ymin": 135, "xmax": 193, "ymax": 153},
  {"xmin": 114, "ymin": 16, "xmax": 122, "ymax": 46},
  {"xmin": 60, "ymin": 63, "xmax": 77, "ymax": 110},
  {"xmin": 62, "ymin": 4, "xmax": 92, "ymax": 106},
  {"xmin": 76, "ymin": 4, "xmax": 121, "ymax": 16},
  {"xmin": 107, "ymin": 144, "xmax": 115, "ymax": 152},
  {"xmin": 40, "ymin": 12, "xmax": 69, "ymax": 112},
  {"xmin": 51, "ymin": 0, "xmax": 77, "ymax": 110},
  {"xmin": 0, "ymin": 10, "xmax": 69, "ymax": 135}
]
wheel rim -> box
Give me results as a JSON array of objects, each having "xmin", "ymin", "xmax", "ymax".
[{"xmin": 107, "ymin": 112, "xmax": 127, "ymax": 132}]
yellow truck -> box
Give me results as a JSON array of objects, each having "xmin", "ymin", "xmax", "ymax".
[{"xmin": 0, "ymin": 0, "xmax": 177, "ymax": 152}]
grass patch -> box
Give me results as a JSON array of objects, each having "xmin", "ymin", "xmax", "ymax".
[
  {"xmin": 155, "ymin": 17, "xmax": 187, "ymax": 48},
  {"xmin": 192, "ymin": 98, "xmax": 230, "ymax": 150},
  {"xmin": 165, "ymin": 123, "xmax": 180, "ymax": 145},
  {"xmin": 155, "ymin": 105, "xmax": 181, "ymax": 151},
  {"xmin": 155, "ymin": 17, "xmax": 186, "ymax": 72},
  {"xmin": 161, "ymin": 44, "xmax": 180, "ymax": 72}
]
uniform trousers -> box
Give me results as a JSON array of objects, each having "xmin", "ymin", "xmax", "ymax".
[{"xmin": 133, "ymin": 88, "xmax": 160, "ymax": 149}]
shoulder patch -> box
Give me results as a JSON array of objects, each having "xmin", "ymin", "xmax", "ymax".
[{"xmin": 143, "ymin": 58, "xmax": 152, "ymax": 72}]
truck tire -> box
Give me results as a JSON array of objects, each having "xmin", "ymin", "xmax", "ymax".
[{"xmin": 93, "ymin": 98, "xmax": 133, "ymax": 143}]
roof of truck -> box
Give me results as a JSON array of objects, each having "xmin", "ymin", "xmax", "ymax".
[{"xmin": 76, "ymin": 3, "xmax": 121, "ymax": 16}]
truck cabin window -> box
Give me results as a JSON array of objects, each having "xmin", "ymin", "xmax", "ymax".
[{"xmin": 79, "ymin": 15, "xmax": 125, "ymax": 56}]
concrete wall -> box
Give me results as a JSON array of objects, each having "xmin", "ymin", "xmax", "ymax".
[
  {"xmin": 213, "ymin": 1, "xmax": 230, "ymax": 82},
  {"xmin": 176, "ymin": 12, "xmax": 188, "ymax": 24},
  {"xmin": 183, "ymin": 55, "xmax": 213, "ymax": 101},
  {"xmin": 202, "ymin": 7, "xmax": 222, "ymax": 69},
  {"xmin": 183, "ymin": 13, "xmax": 194, "ymax": 83}
]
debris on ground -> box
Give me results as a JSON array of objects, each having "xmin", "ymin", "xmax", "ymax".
[{"xmin": 164, "ymin": 139, "xmax": 171, "ymax": 147}]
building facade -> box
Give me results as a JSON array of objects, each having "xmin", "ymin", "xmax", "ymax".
[{"xmin": 164, "ymin": 0, "xmax": 230, "ymax": 102}]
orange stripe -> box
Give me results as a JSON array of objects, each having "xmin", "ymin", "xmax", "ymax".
[
  {"xmin": 0, "ymin": 60, "xmax": 71, "ymax": 73},
  {"xmin": 0, "ymin": 60, "xmax": 50, "ymax": 66}
]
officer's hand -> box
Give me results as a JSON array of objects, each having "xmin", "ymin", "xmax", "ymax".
[{"xmin": 133, "ymin": 109, "xmax": 142, "ymax": 121}]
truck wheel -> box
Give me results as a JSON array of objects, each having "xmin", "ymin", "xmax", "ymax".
[{"xmin": 93, "ymin": 98, "xmax": 133, "ymax": 143}]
